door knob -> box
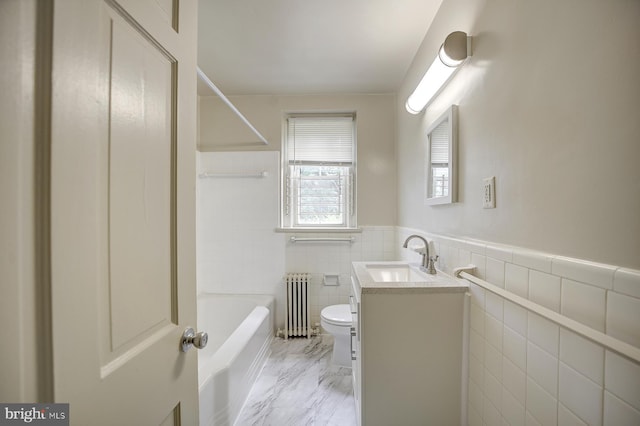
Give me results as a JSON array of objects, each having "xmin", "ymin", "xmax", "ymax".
[{"xmin": 181, "ymin": 327, "xmax": 208, "ymax": 352}]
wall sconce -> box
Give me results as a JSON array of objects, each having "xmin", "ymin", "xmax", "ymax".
[{"xmin": 405, "ymin": 31, "xmax": 472, "ymax": 114}]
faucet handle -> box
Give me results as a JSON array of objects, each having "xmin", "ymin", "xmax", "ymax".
[{"xmin": 426, "ymin": 255, "xmax": 439, "ymax": 274}]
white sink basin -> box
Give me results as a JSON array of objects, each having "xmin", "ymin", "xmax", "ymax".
[
  {"xmin": 365, "ymin": 263, "xmax": 433, "ymax": 282},
  {"xmin": 352, "ymin": 261, "xmax": 467, "ymax": 293}
]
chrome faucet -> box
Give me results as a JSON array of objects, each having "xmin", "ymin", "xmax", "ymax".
[{"xmin": 402, "ymin": 234, "xmax": 438, "ymax": 275}]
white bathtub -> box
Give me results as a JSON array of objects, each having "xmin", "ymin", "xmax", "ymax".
[{"xmin": 197, "ymin": 293, "xmax": 274, "ymax": 426}]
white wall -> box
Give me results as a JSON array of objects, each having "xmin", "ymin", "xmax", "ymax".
[
  {"xmin": 197, "ymin": 93, "xmax": 398, "ymax": 330},
  {"xmin": 196, "ymin": 151, "xmax": 394, "ymax": 329},
  {"xmin": 397, "ymin": 0, "xmax": 640, "ymax": 270},
  {"xmin": 396, "ymin": 0, "xmax": 640, "ymax": 424},
  {"xmin": 286, "ymin": 226, "xmax": 396, "ymax": 326},
  {"xmin": 397, "ymin": 226, "xmax": 640, "ymax": 425},
  {"xmin": 199, "ymin": 93, "xmax": 397, "ymax": 226}
]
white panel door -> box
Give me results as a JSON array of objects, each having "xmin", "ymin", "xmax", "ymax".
[{"xmin": 49, "ymin": 0, "xmax": 199, "ymax": 424}]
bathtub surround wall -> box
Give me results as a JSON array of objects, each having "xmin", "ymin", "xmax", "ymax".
[
  {"xmin": 196, "ymin": 151, "xmax": 286, "ymax": 325},
  {"xmin": 397, "ymin": 226, "xmax": 640, "ymax": 425}
]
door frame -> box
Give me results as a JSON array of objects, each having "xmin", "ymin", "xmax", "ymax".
[{"xmin": 0, "ymin": 0, "xmax": 54, "ymax": 403}]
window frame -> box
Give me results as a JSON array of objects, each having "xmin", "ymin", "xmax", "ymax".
[{"xmin": 280, "ymin": 113, "xmax": 357, "ymax": 231}]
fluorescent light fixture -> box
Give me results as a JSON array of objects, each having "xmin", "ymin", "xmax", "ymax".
[{"xmin": 406, "ymin": 31, "xmax": 471, "ymax": 114}]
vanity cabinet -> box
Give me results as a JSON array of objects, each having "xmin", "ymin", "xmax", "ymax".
[{"xmin": 351, "ymin": 261, "xmax": 468, "ymax": 426}]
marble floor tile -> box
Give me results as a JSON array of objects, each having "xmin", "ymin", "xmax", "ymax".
[{"xmin": 235, "ymin": 335, "xmax": 357, "ymax": 426}]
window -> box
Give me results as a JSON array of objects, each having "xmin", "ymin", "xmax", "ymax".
[{"xmin": 282, "ymin": 114, "xmax": 356, "ymax": 229}]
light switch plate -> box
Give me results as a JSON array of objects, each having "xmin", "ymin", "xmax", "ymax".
[{"xmin": 483, "ymin": 176, "xmax": 496, "ymax": 208}]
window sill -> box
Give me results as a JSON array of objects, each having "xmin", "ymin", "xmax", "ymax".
[{"xmin": 275, "ymin": 227, "xmax": 362, "ymax": 234}]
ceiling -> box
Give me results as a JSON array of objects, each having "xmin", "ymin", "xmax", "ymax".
[{"xmin": 197, "ymin": 0, "xmax": 443, "ymax": 96}]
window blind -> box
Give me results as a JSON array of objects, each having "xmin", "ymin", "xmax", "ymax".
[
  {"xmin": 429, "ymin": 119, "xmax": 449, "ymax": 164},
  {"xmin": 287, "ymin": 116, "xmax": 354, "ymax": 164},
  {"xmin": 283, "ymin": 114, "xmax": 356, "ymax": 228}
]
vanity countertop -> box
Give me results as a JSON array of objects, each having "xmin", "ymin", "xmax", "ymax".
[{"xmin": 352, "ymin": 261, "xmax": 468, "ymax": 294}]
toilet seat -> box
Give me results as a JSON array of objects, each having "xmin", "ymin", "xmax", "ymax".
[{"xmin": 321, "ymin": 304, "xmax": 352, "ymax": 327}]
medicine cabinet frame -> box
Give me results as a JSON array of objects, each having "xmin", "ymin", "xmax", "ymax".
[{"xmin": 425, "ymin": 105, "xmax": 458, "ymax": 205}]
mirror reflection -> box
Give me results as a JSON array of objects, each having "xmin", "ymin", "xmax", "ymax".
[{"xmin": 425, "ymin": 105, "xmax": 457, "ymax": 205}]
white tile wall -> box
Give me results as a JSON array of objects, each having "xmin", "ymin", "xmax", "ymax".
[
  {"xmin": 486, "ymin": 257, "xmax": 505, "ymax": 288},
  {"xmin": 606, "ymin": 291, "xmax": 640, "ymax": 348},
  {"xmin": 558, "ymin": 403, "xmax": 588, "ymax": 426},
  {"xmin": 505, "ymin": 263, "xmax": 529, "ymax": 298},
  {"xmin": 196, "ymin": 151, "xmax": 287, "ymax": 325},
  {"xmin": 485, "ymin": 341, "xmax": 503, "ymax": 382},
  {"xmin": 528, "ymin": 314, "xmax": 559, "ymax": 357},
  {"xmin": 483, "ymin": 394, "xmax": 501, "ymax": 426},
  {"xmin": 512, "ymin": 250, "xmax": 553, "ymax": 274},
  {"xmin": 485, "ymin": 244, "xmax": 513, "ymax": 263},
  {"xmin": 470, "ymin": 351, "xmax": 484, "ymax": 389},
  {"xmin": 504, "ymin": 301, "xmax": 527, "ymax": 337},
  {"xmin": 471, "ymin": 303, "xmax": 485, "ymax": 337},
  {"xmin": 604, "ymin": 391, "xmax": 640, "ymax": 425},
  {"xmin": 197, "ymin": 194, "xmax": 640, "ymax": 425},
  {"xmin": 613, "ymin": 268, "xmax": 640, "ymax": 299},
  {"xmin": 527, "ymin": 342, "xmax": 558, "ymax": 397},
  {"xmin": 503, "ymin": 326, "xmax": 527, "ymax": 372},
  {"xmin": 561, "ymin": 278, "xmax": 606, "ymax": 332},
  {"xmin": 528, "ymin": 270, "xmax": 561, "ymax": 312},
  {"xmin": 526, "ymin": 378, "xmax": 558, "ymax": 426},
  {"xmin": 196, "ymin": 152, "xmax": 395, "ymax": 331},
  {"xmin": 486, "ymin": 291, "xmax": 504, "ymax": 321},
  {"xmin": 558, "ymin": 362, "xmax": 603, "ymax": 425},
  {"xmin": 552, "ymin": 256, "xmax": 615, "ymax": 290},
  {"xmin": 470, "ymin": 329, "xmax": 484, "ymax": 364},
  {"xmin": 559, "ymin": 329, "xmax": 604, "ymax": 386},
  {"xmin": 503, "ymin": 356, "xmax": 526, "ymax": 405},
  {"xmin": 526, "ymin": 411, "xmax": 543, "ymax": 426},
  {"xmin": 468, "ymin": 380, "xmax": 483, "ymax": 423},
  {"xmin": 605, "ymin": 351, "xmax": 640, "ymax": 410},
  {"xmin": 502, "ymin": 388, "xmax": 526, "ymax": 426},
  {"xmin": 395, "ymin": 226, "xmax": 640, "ymax": 426},
  {"xmin": 286, "ymin": 226, "xmax": 395, "ymax": 326},
  {"xmin": 471, "ymin": 253, "xmax": 487, "ymax": 280}
]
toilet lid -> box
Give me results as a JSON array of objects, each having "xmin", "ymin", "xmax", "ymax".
[{"xmin": 321, "ymin": 304, "xmax": 351, "ymax": 326}]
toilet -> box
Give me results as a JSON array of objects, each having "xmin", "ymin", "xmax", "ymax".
[{"xmin": 320, "ymin": 304, "xmax": 353, "ymax": 367}]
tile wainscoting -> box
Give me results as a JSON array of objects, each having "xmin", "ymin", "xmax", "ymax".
[
  {"xmin": 397, "ymin": 227, "xmax": 640, "ymax": 426},
  {"xmin": 196, "ymin": 154, "xmax": 638, "ymax": 425},
  {"xmin": 285, "ymin": 226, "xmax": 396, "ymax": 327}
]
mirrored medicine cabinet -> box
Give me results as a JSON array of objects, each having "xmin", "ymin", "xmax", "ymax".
[{"xmin": 425, "ymin": 105, "xmax": 457, "ymax": 205}]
